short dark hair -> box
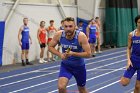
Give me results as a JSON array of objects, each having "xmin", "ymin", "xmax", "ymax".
[
  {"xmin": 61, "ymin": 20, "xmax": 64, "ymax": 23},
  {"xmin": 50, "ymin": 20, "xmax": 54, "ymax": 23},
  {"xmin": 64, "ymin": 17, "xmax": 75, "ymax": 22},
  {"xmin": 90, "ymin": 18, "xmax": 94, "ymax": 22},
  {"xmin": 40, "ymin": 21, "xmax": 45, "ymax": 26},
  {"xmin": 135, "ymin": 15, "xmax": 140, "ymax": 25},
  {"xmin": 95, "ymin": 17, "xmax": 99, "ymax": 19},
  {"xmin": 23, "ymin": 17, "xmax": 28, "ymax": 21},
  {"xmin": 79, "ymin": 20, "xmax": 83, "ymax": 23}
]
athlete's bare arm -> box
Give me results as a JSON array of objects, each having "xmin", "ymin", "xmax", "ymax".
[
  {"xmin": 18, "ymin": 27, "xmax": 23, "ymax": 46},
  {"xmin": 54, "ymin": 27, "xmax": 57, "ymax": 32},
  {"xmin": 37, "ymin": 29, "xmax": 41, "ymax": 44},
  {"xmin": 96, "ymin": 24, "xmax": 99, "ymax": 32},
  {"xmin": 126, "ymin": 32, "xmax": 133, "ymax": 69},
  {"xmin": 86, "ymin": 26, "xmax": 90, "ymax": 39},
  {"xmin": 48, "ymin": 31, "xmax": 66, "ymax": 59}
]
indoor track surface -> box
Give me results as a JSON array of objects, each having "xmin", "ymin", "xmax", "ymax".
[{"xmin": 0, "ymin": 47, "xmax": 136, "ymax": 93}]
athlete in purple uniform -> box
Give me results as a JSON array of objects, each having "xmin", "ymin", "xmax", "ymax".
[
  {"xmin": 78, "ymin": 21, "xmax": 85, "ymax": 34},
  {"xmin": 120, "ymin": 15, "xmax": 140, "ymax": 93},
  {"xmin": 86, "ymin": 19, "xmax": 98, "ymax": 57},
  {"xmin": 18, "ymin": 18, "xmax": 33, "ymax": 66},
  {"xmin": 57, "ymin": 20, "xmax": 64, "ymax": 52},
  {"xmin": 48, "ymin": 17, "xmax": 91, "ymax": 93}
]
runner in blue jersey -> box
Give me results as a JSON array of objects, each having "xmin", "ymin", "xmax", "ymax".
[
  {"xmin": 57, "ymin": 20, "xmax": 64, "ymax": 53},
  {"xmin": 120, "ymin": 15, "xmax": 140, "ymax": 93},
  {"xmin": 18, "ymin": 18, "xmax": 33, "ymax": 66},
  {"xmin": 86, "ymin": 19, "xmax": 98, "ymax": 57},
  {"xmin": 59, "ymin": 20, "xmax": 65, "ymax": 31},
  {"xmin": 48, "ymin": 17, "xmax": 91, "ymax": 93},
  {"xmin": 78, "ymin": 21, "xmax": 85, "ymax": 34}
]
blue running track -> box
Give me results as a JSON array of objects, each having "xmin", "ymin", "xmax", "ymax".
[{"xmin": 0, "ymin": 47, "xmax": 136, "ymax": 93}]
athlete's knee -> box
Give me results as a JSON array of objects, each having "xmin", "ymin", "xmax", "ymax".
[
  {"xmin": 25, "ymin": 50, "xmax": 29, "ymax": 54},
  {"xmin": 40, "ymin": 49, "xmax": 44, "ymax": 54},
  {"xmin": 21, "ymin": 51, "xmax": 25, "ymax": 55},
  {"xmin": 58, "ymin": 83, "xmax": 66, "ymax": 92},
  {"xmin": 135, "ymin": 81, "xmax": 140, "ymax": 91},
  {"xmin": 120, "ymin": 77, "xmax": 130, "ymax": 86},
  {"xmin": 58, "ymin": 84, "xmax": 66, "ymax": 93},
  {"xmin": 135, "ymin": 84, "xmax": 140, "ymax": 90},
  {"xmin": 97, "ymin": 41, "xmax": 100, "ymax": 45}
]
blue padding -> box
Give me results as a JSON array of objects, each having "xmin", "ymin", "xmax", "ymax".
[
  {"xmin": 77, "ymin": 17, "xmax": 89, "ymax": 34},
  {"xmin": 0, "ymin": 21, "xmax": 5, "ymax": 66}
]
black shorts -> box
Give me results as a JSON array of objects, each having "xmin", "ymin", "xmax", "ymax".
[{"xmin": 40, "ymin": 43, "xmax": 46, "ymax": 48}]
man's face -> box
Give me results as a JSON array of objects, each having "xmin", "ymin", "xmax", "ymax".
[
  {"xmin": 91, "ymin": 20, "xmax": 96, "ymax": 25},
  {"xmin": 61, "ymin": 22, "xmax": 64, "ymax": 27},
  {"xmin": 95, "ymin": 18, "xmax": 99, "ymax": 21},
  {"xmin": 41, "ymin": 22, "xmax": 45, "ymax": 27},
  {"xmin": 64, "ymin": 21, "xmax": 75, "ymax": 37},
  {"xmin": 137, "ymin": 19, "xmax": 140, "ymax": 29},
  {"xmin": 23, "ymin": 18, "xmax": 28, "ymax": 25},
  {"xmin": 50, "ymin": 22, "xmax": 54, "ymax": 26},
  {"xmin": 79, "ymin": 22, "xmax": 83, "ymax": 26}
]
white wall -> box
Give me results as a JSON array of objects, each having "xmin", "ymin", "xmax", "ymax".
[
  {"xmin": 77, "ymin": 0, "xmax": 94, "ymax": 20},
  {"xmin": 2, "ymin": 2, "xmax": 77, "ymax": 65},
  {"xmin": 77, "ymin": 0, "xmax": 105, "ymax": 20},
  {"xmin": 0, "ymin": 0, "xmax": 5, "ymax": 21},
  {"xmin": 77, "ymin": 0, "xmax": 105, "ymax": 44},
  {"xmin": 4, "ymin": 0, "xmax": 76, "ymax": 5},
  {"xmin": 3, "ymin": 0, "xmax": 139, "ymax": 65}
]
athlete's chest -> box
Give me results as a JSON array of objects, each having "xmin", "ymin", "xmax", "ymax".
[
  {"xmin": 132, "ymin": 36, "xmax": 140, "ymax": 44},
  {"xmin": 61, "ymin": 37, "xmax": 82, "ymax": 52},
  {"xmin": 41, "ymin": 29, "xmax": 46, "ymax": 33}
]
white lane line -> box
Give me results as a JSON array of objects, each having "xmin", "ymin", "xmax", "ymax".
[
  {"xmin": 87, "ymin": 54, "xmax": 125, "ymax": 65},
  {"xmin": 0, "ymin": 50, "xmax": 125, "ymax": 80},
  {"xmin": 87, "ymin": 76, "xmax": 120, "ymax": 90},
  {"xmin": 90, "ymin": 80, "xmax": 120, "ymax": 93},
  {"xmin": 86, "ymin": 50, "xmax": 125, "ymax": 61},
  {"xmin": 7, "ymin": 49, "xmax": 126, "ymax": 92},
  {"xmin": 0, "ymin": 71, "xmax": 59, "ymax": 88},
  {"xmin": 37, "ymin": 59, "xmax": 126, "ymax": 72},
  {"xmin": 87, "ymin": 59, "xmax": 126, "ymax": 72},
  {"xmin": 124, "ymin": 88, "xmax": 134, "ymax": 93},
  {"xmin": 125, "ymin": 88, "xmax": 134, "ymax": 93},
  {"xmin": 36, "ymin": 68, "xmax": 125, "ymax": 72},
  {"xmin": 48, "ymin": 67, "xmax": 125, "ymax": 93},
  {"xmin": 0, "ymin": 55, "xmax": 125, "ymax": 80},
  {"xmin": 8, "ymin": 79, "xmax": 58, "ymax": 93},
  {"xmin": 0, "ymin": 58, "xmax": 126, "ymax": 88},
  {"xmin": 87, "ymin": 68, "xmax": 125, "ymax": 71},
  {"xmin": 0, "ymin": 65, "xmax": 60, "ymax": 80},
  {"xmin": 9, "ymin": 67, "xmax": 125, "ymax": 93},
  {"xmin": 0, "ymin": 54, "xmax": 126, "ymax": 88},
  {"xmin": 90, "ymin": 74, "xmax": 136, "ymax": 93},
  {"xmin": 34, "ymin": 70, "xmax": 58, "ymax": 72}
]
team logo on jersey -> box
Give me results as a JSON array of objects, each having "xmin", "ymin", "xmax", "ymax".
[
  {"xmin": 133, "ymin": 40, "xmax": 140, "ymax": 43},
  {"xmin": 24, "ymin": 28, "xmax": 29, "ymax": 32},
  {"xmin": 61, "ymin": 44, "xmax": 77, "ymax": 49}
]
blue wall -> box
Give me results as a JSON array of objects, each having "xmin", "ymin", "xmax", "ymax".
[{"xmin": 0, "ymin": 21, "xmax": 5, "ymax": 66}]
